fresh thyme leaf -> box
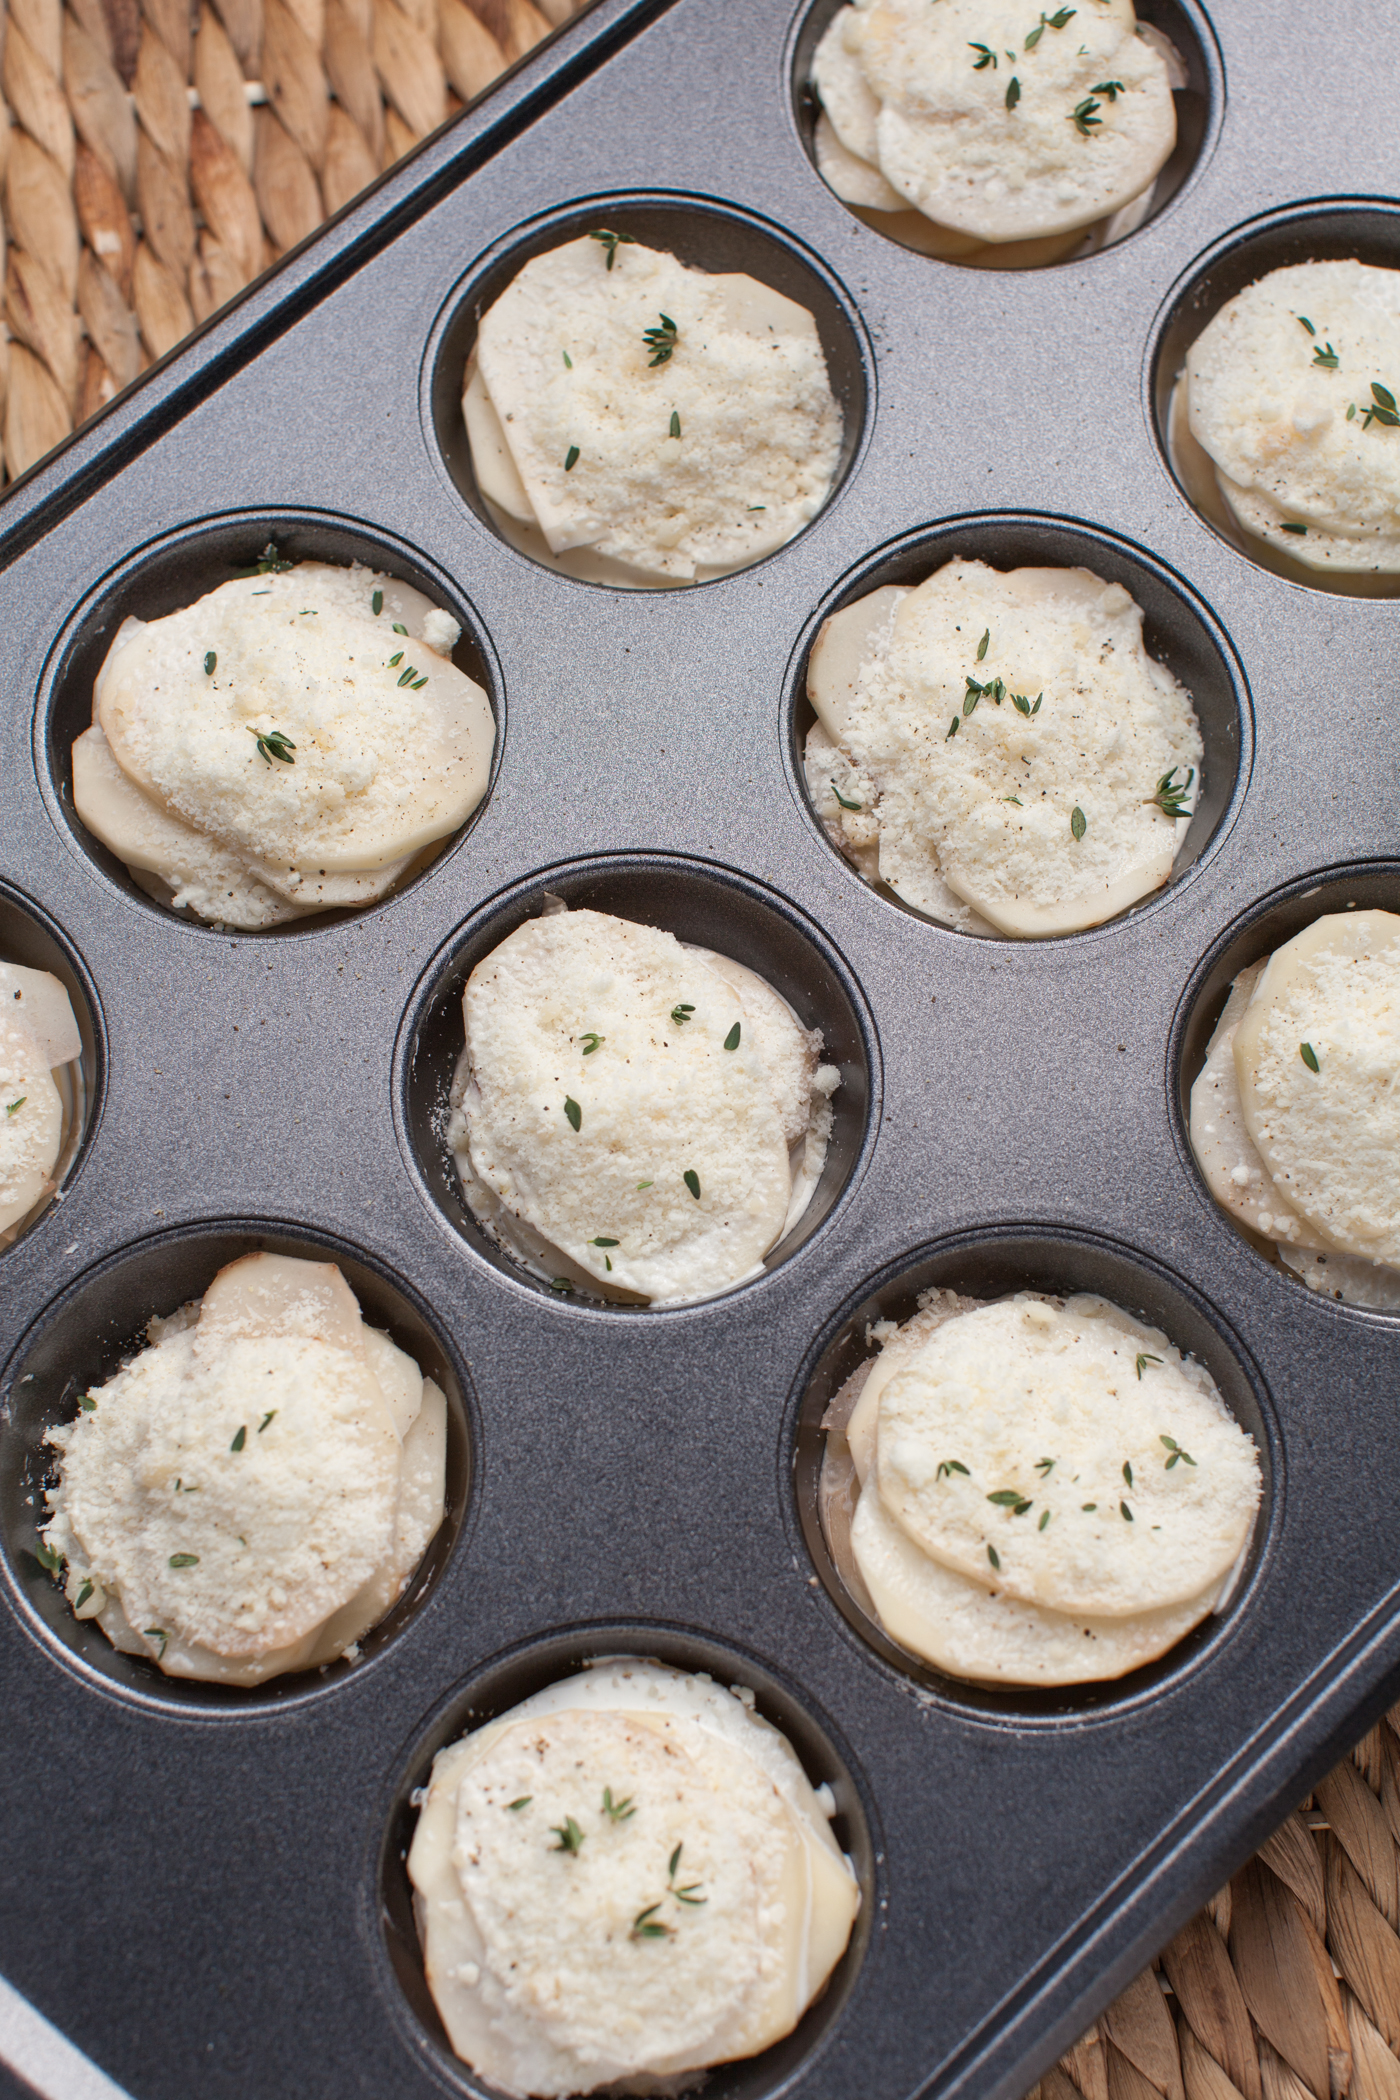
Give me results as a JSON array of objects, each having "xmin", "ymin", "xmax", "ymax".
[
  {"xmin": 563, "ymin": 350, "xmax": 573, "ymax": 368},
  {"xmin": 748, "ymin": 504, "xmax": 766, "ymax": 511},
  {"xmin": 256, "ymin": 541, "xmax": 293, "ymax": 573},
  {"xmin": 1011, "ymin": 690, "xmax": 1042, "ymax": 717},
  {"xmin": 1297, "ymin": 316, "xmax": 1316, "ymax": 337},
  {"xmin": 683, "ymin": 1169, "xmax": 701, "ymax": 1200},
  {"xmin": 75, "ymin": 1579, "xmax": 94, "ymax": 1608},
  {"xmin": 937, "ymin": 1459, "xmax": 970, "ymax": 1479},
  {"xmin": 983, "ymin": 677, "xmax": 1006, "ymax": 704},
  {"xmin": 388, "ymin": 651, "xmax": 403, "ymax": 667},
  {"xmin": 1313, "ymin": 342, "xmax": 1340, "ymax": 370},
  {"xmin": 1122, "ymin": 1460, "xmax": 1133, "ymax": 1488},
  {"xmin": 670, "ymin": 1004, "xmax": 695, "ymax": 1025},
  {"xmin": 631, "ymin": 1904, "xmax": 671, "ymax": 1940},
  {"xmin": 602, "ymin": 1787, "xmax": 636, "ymax": 1822},
  {"xmin": 724, "ymin": 1022, "xmax": 741, "ymax": 1051},
  {"xmin": 636, "ymin": 1180, "xmax": 653, "ymax": 1190},
  {"xmin": 144, "ymin": 1627, "xmax": 168, "ymax": 1657},
  {"xmin": 565, "ymin": 1096, "xmax": 582, "ymax": 1131},
  {"xmin": 550, "ymin": 1815, "xmax": 585, "ymax": 1855},
  {"xmin": 564, "ymin": 445, "xmax": 580, "ymax": 471},
  {"xmin": 1039, "ymin": 1509, "xmax": 1050, "ymax": 1530},
  {"xmin": 1348, "ymin": 403, "xmax": 1358, "ymax": 421},
  {"xmin": 831, "ymin": 780, "xmax": 863, "ymax": 810},
  {"xmin": 1300, "ymin": 1041, "xmax": 1320, "ymax": 1073},
  {"xmin": 1035, "ymin": 1457, "xmax": 1055, "ymax": 1475},
  {"xmin": 549, "ymin": 1278, "xmax": 574, "ymax": 1295},
  {"xmin": 230, "ymin": 1425, "xmax": 247, "ymax": 1452},
  {"xmin": 168, "ymin": 1552, "xmax": 199, "ymax": 1568},
  {"xmin": 35, "ymin": 1540, "xmax": 61, "ymax": 1573},
  {"xmin": 1135, "ymin": 1353, "xmax": 1161, "ymax": 1379},
  {"xmin": 1071, "ymin": 95, "xmax": 1102, "ymax": 132},
  {"xmin": 248, "ymin": 727, "xmax": 296, "ymax": 765},
  {"xmin": 976, "ymin": 628, "xmax": 990, "ymax": 661},
  {"xmin": 964, "ymin": 676, "xmax": 983, "ymax": 715},
  {"xmin": 987, "ymin": 1489, "xmax": 1030, "ymax": 1508},
  {"xmin": 1070, "ymin": 805, "xmax": 1087, "ymax": 840},
  {"xmin": 1161, "ymin": 1434, "xmax": 1196, "ymax": 1467},
  {"xmin": 397, "ymin": 666, "xmax": 419, "ymax": 687},
  {"xmin": 580, "ymin": 1032, "xmax": 605, "ymax": 1055},
  {"xmin": 1120, "ymin": 1501, "xmax": 1133, "ymax": 1522},
  {"xmin": 204, "ymin": 651, "xmax": 216, "ymax": 675},
  {"xmin": 643, "ymin": 314, "xmax": 679, "ymax": 366},
  {"xmin": 5, "ymin": 1097, "xmax": 25, "ymax": 1116},
  {"xmin": 673, "ymin": 1885, "xmax": 707, "ymax": 1904},
  {"xmin": 969, "ymin": 40, "xmax": 997, "ymax": 66},
  {"xmin": 372, "ymin": 589, "xmax": 384, "ymax": 614},
  {"xmin": 509, "ymin": 1796, "xmax": 532, "ymax": 1810},
  {"xmin": 946, "ymin": 714, "xmax": 961, "ymax": 740},
  {"xmin": 589, "ymin": 1236, "xmax": 619, "ymax": 1248},
  {"xmin": 988, "ymin": 1543, "xmax": 1001, "ymax": 1570},
  {"xmin": 259, "ymin": 1410, "xmax": 276, "ymax": 1432},
  {"xmin": 1362, "ymin": 382, "xmax": 1400, "ymax": 428},
  {"xmin": 1282, "ymin": 523, "xmax": 1309, "ymax": 534},
  {"xmin": 1005, "ymin": 74, "xmax": 1021, "ymax": 108},
  {"xmin": 669, "ymin": 1843, "xmax": 684, "ymax": 1878},
  {"xmin": 590, "ymin": 229, "xmax": 636, "ymax": 269},
  {"xmin": 1146, "ymin": 765, "xmax": 1194, "ymax": 819},
  {"xmin": 1005, "ymin": 795, "xmax": 1023, "ymax": 805},
  {"xmin": 1090, "ymin": 77, "xmax": 1123, "ymax": 97},
  {"xmin": 393, "ymin": 622, "xmax": 408, "ymax": 634},
  {"xmin": 669, "ymin": 410, "xmax": 681, "ymax": 438},
  {"xmin": 78, "ymin": 1393, "xmax": 96, "ymax": 1411},
  {"xmin": 412, "ymin": 676, "xmax": 428, "ymax": 690},
  {"xmin": 1082, "ymin": 1502, "xmax": 1097, "ymax": 1511}
]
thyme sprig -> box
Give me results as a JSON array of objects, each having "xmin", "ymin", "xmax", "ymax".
[
  {"xmin": 1011, "ymin": 690, "xmax": 1042, "ymax": 717},
  {"xmin": 970, "ymin": 40, "xmax": 997, "ymax": 66},
  {"xmin": 631, "ymin": 1903, "xmax": 672, "ymax": 1940},
  {"xmin": 1146, "ymin": 765, "xmax": 1194, "ymax": 819},
  {"xmin": 937, "ymin": 1459, "xmax": 970, "ymax": 1479},
  {"xmin": 1313, "ymin": 341, "xmax": 1340, "ymax": 370},
  {"xmin": 603, "ymin": 1787, "xmax": 636, "ymax": 1822},
  {"xmin": 550, "ymin": 1815, "xmax": 585, "ymax": 1855},
  {"xmin": 1090, "ymin": 77, "xmax": 1123, "ymax": 97},
  {"xmin": 670, "ymin": 1004, "xmax": 695, "ymax": 1026},
  {"xmin": 831, "ymin": 780, "xmax": 863, "ymax": 810},
  {"xmin": 590, "ymin": 228, "xmax": 635, "ymax": 270},
  {"xmin": 1025, "ymin": 7, "xmax": 1075, "ymax": 46},
  {"xmin": 988, "ymin": 1489, "xmax": 1033, "ymax": 1515},
  {"xmin": 580, "ymin": 1032, "xmax": 605, "ymax": 1055},
  {"xmin": 643, "ymin": 314, "xmax": 679, "ymax": 366},
  {"xmin": 1071, "ymin": 95, "xmax": 1102, "ymax": 133},
  {"xmin": 1135, "ymin": 1353, "xmax": 1161, "ymax": 1379},
  {"xmin": 1353, "ymin": 382, "xmax": 1400, "ymax": 429},
  {"xmin": 1161, "ymin": 1434, "xmax": 1196, "ymax": 1468},
  {"xmin": 5, "ymin": 1097, "xmax": 24, "ymax": 1116},
  {"xmin": 248, "ymin": 727, "xmax": 296, "ymax": 765}
]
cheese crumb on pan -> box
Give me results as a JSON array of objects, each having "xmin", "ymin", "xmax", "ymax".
[
  {"xmin": 810, "ymin": 0, "xmax": 1179, "ymax": 263},
  {"xmin": 1189, "ymin": 911, "xmax": 1400, "ymax": 1307},
  {"xmin": 40, "ymin": 1252, "xmax": 448, "ymax": 1684},
  {"xmin": 820, "ymin": 1289, "xmax": 1260, "ymax": 1685},
  {"xmin": 72, "ymin": 556, "xmax": 493, "ymax": 929},
  {"xmin": 408, "ymin": 1660, "xmax": 860, "ymax": 2097},
  {"xmin": 1179, "ymin": 262, "xmax": 1400, "ymax": 577},
  {"xmin": 463, "ymin": 235, "xmax": 842, "ymax": 586},
  {"xmin": 0, "ymin": 964, "xmax": 83, "ymax": 1245},
  {"xmin": 804, "ymin": 559, "xmax": 1202, "ymax": 937},
  {"xmin": 447, "ymin": 906, "xmax": 840, "ymax": 1306}
]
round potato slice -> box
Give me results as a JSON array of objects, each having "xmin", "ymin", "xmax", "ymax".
[
  {"xmin": 0, "ymin": 1010, "xmax": 64, "ymax": 1233},
  {"xmin": 1188, "ymin": 963, "xmax": 1326, "ymax": 1252},
  {"xmin": 1234, "ymin": 910, "xmax": 1400, "ymax": 1267},
  {"xmin": 96, "ymin": 567, "xmax": 492, "ymax": 874},
  {"xmin": 852, "ymin": 1477, "xmax": 1223, "ymax": 1684},
  {"xmin": 1186, "ymin": 262, "xmax": 1400, "ymax": 564},
  {"xmin": 874, "ymin": 1293, "xmax": 1260, "ymax": 1617}
]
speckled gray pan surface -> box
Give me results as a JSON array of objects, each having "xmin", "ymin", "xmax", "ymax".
[{"xmin": 1, "ymin": 2, "xmax": 1399, "ymax": 2097}]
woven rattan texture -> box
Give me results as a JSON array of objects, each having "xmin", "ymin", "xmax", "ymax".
[
  {"xmin": 1039, "ymin": 1709, "xmax": 1400, "ymax": 2100},
  {"xmin": 0, "ymin": 0, "xmax": 584, "ymax": 480}
]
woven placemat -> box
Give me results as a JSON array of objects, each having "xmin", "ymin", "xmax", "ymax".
[
  {"xmin": 5, "ymin": 2, "xmax": 1400, "ymax": 2080},
  {"xmin": 0, "ymin": 0, "xmax": 586, "ymax": 480}
]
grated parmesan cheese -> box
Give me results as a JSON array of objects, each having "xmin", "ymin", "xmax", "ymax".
[{"xmin": 0, "ymin": 966, "xmax": 81, "ymax": 1240}]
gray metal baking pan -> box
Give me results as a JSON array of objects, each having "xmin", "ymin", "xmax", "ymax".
[{"xmin": 1, "ymin": 1, "xmax": 1399, "ymax": 2096}]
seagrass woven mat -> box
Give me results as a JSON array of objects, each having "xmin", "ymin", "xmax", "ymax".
[{"xmin": 0, "ymin": 0, "xmax": 586, "ymax": 480}]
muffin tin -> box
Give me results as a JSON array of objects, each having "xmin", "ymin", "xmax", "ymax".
[{"xmin": 2, "ymin": 0, "xmax": 1399, "ymax": 2095}]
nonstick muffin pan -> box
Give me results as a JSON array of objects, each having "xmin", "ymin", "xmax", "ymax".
[{"xmin": 2, "ymin": 1, "xmax": 1399, "ymax": 2096}]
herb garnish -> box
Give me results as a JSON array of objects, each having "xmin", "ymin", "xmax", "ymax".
[
  {"xmin": 670, "ymin": 1004, "xmax": 695, "ymax": 1026},
  {"xmin": 988, "ymin": 1489, "xmax": 1033, "ymax": 1515},
  {"xmin": 632, "ymin": 1903, "xmax": 672, "ymax": 1940},
  {"xmin": 831, "ymin": 781, "xmax": 863, "ymax": 810},
  {"xmin": 204, "ymin": 651, "xmax": 216, "ymax": 675},
  {"xmin": 564, "ymin": 445, "xmax": 580, "ymax": 471},
  {"xmin": 668, "ymin": 1843, "xmax": 706, "ymax": 1904},
  {"xmin": 603, "ymin": 1787, "xmax": 636, "ymax": 1822},
  {"xmin": 1361, "ymin": 382, "xmax": 1400, "ymax": 429},
  {"xmin": 550, "ymin": 1816, "xmax": 585, "ymax": 1855},
  {"xmin": 509, "ymin": 1796, "xmax": 532, "ymax": 1810},
  {"xmin": 976, "ymin": 629, "xmax": 990, "ymax": 660},
  {"xmin": 669, "ymin": 410, "xmax": 681, "ymax": 438},
  {"xmin": 1122, "ymin": 1461, "xmax": 1133, "ymax": 1488},
  {"xmin": 1313, "ymin": 342, "xmax": 1340, "ymax": 370},
  {"xmin": 1135, "ymin": 1353, "xmax": 1161, "ymax": 1379},
  {"xmin": 1300, "ymin": 1042, "xmax": 1320, "ymax": 1073},
  {"xmin": 1298, "ymin": 317, "xmax": 1317, "ymax": 337},
  {"xmin": 636, "ymin": 1181, "xmax": 653, "ymax": 1190},
  {"xmin": 1146, "ymin": 766, "xmax": 1194, "ymax": 819},
  {"xmin": 549, "ymin": 1278, "xmax": 573, "ymax": 1295},
  {"xmin": 389, "ymin": 651, "xmax": 403, "ymax": 667},
  {"xmin": 988, "ymin": 1544, "xmax": 1001, "ymax": 1570},
  {"xmin": 946, "ymin": 714, "xmax": 961, "ymax": 739},
  {"xmin": 144, "ymin": 1627, "xmax": 169, "ymax": 1658},
  {"xmin": 580, "ymin": 1032, "xmax": 605, "ymax": 1055},
  {"xmin": 372, "ymin": 590, "xmax": 384, "ymax": 614},
  {"xmin": 1282, "ymin": 523, "xmax": 1308, "ymax": 534},
  {"xmin": 78, "ymin": 1393, "xmax": 96, "ymax": 1411},
  {"xmin": 1035, "ymin": 1457, "xmax": 1055, "ymax": 1475},
  {"xmin": 1005, "ymin": 795, "xmax": 1023, "ymax": 805},
  {"xmin": 1070, "ymin": 805, "xmax": 1087, "ymax": 839},
  {"xmin": 230, "ymin": 1425, "xmax": 247, "ymax": 1452},
  {"xmin": 1082, "ymin": 1502, "xmax": 1097, "ymax": 1511},
  {"xmin": 249, "ymin": 727, "xmax": 296, "ymax": 765},
  {"xmin": 724, "ymin": 1023, "xmax": 741, "ymax": 1051},
  {"xmin": 590, "ymin": 1236, "xmax": 619, "ymax": 1248},
  {"xmin": 393, "ymin": 622, "xmax": 408, "ymax": 634},
  {"xmin": 35, "ymin": 1541, "xmax": 61, "ymax": 1574},
  {"xmin": 1161, "ymin": 1435, "xmax": 1196, "ymax": 1468},
  {"xmin": 1071, "ymin": 95, "xmax": 1102, "ymax": 133},
  {"xmin": 937, "ymin": 1460, "xmax": 970, "ymax": 1479},
  {"xmin": 683, "ymin": 1169, "xmax": 701, "ymax": 1200},
  {"xmin": 590, "ymin": 228, "xmax": 635, "ymax": 269},
  {"xmin": 1006, "ymin": 75, "xmax": 1021, "ymax": 108},
  {"xmin": 259, "ymin": 1410, "xmax": 276, "ymax": 1432},
  {"xmin": 970, "ymin": 41, "xmax": 997, "ymax": 66},
  {"xmin": 1011, "ymin": 691, "xmax": 1042, "ymax": 716},
  {"xmin": 1039, "ymin": 1510, "xmax": 1051, "ymax": 1530},
  {"xmin": 258, "ymin": 542, "xmax": 293, "ymax": 572},
  {"xmin": 1026, "ymin": 7, "xmax": 1075, "ymax": 44},
  {"xmin": 1090, "ymin": 77, "xmax": 1123, "ymax": 97},
  {"xmin": 168, "ymin": 1553, "xmax": 199, "ymax": 1568},
  {"xmin": 644, "ymin": 315, "xmax": 679, "ymax": 366},
  {"xmin": 75, "ymin": 1579, "xmax": 94, "ymax": 1609},
  {"xmin": 565, "ymin": 1097, "xmax": 582, "ymax": 1130},
  {"xmin": 5, "ymin": 1098, "xmax": 24, "ymax": 1116},
  {"xmin": 1120, "ymin": 1502, "xmax": 1133, "ymax": 1521}
]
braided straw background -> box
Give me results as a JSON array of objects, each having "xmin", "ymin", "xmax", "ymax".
[
  {"xmin": 0, "ymin": 0, "xmax": 586, "ymax": 482},
  {"xmin": 4, "ymin": 1, "xmax": 1400, "ymax": 2080}
]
